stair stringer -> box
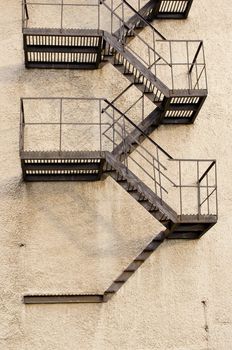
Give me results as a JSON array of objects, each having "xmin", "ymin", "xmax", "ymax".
[{"xmin": 104, "ymin": 151, "xmax": 178, "ymax": 226}]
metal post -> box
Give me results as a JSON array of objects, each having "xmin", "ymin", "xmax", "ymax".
[
  {"xmin": 179, "ymin": 160, "xmax": 182, "ymax": 218},
  {"xmin": 59, "ymin": 98, "xmax": 62, "ymax": 153},
  {"xmin": 111, "ymin": 0, "xmax": 113, "ymax": 35},
  {"xmin": 197, "ymin": 160, "xmax": 201, "ymax": 218},
  {"xmin": 22, "ymin": 0, "xmax": 25, "ymax": 30},
  {"xmin": 195, "ymin": 61, "xmax": 199, "ymax": 90},
  {"xmin": 20, "ymin": 99, "xmax": 25, "ymax": 152},
  {"xmin": 60, "ymin": 0, "xmax": 64, "ymax": 31},
  {"xmin": 157, "ymin": 147, "xmax": 162, "ymax": 203},
  {"xmin": 153, "ymin": 30, "xmax": 157, "ymax": 78},
  {"xmin": 202, "ymin": 43, "xmax": 208, "ymax": 91},
  {"xmin": 122, "ymin": 116, "xmax": 128, "ymax": 172},
  {"xmin": 98, "ymin": 0, "xmax": 101, "ymax": 32},
  {"xmin": 186, "ymin": 41, "xmax": 192, "ymax": 91},
  {"xmin": 142, "ymin": 94, "xmax": 144, "ymax": 121},
  {"xmin": 122, "ymin": 2, "xmax": 125, "ymax": 47},
  {"xmin": 153, "ymin": 158, "xmax": 158, "ymax": 195},
  {"xmin": 113, "ymin": 107, "xmax": 115, "ymax": 149},
  {"xmin": 215, "ymin": 163, "xmax": 218, "ymax": 218},
  {"xmin": 169, "ymin": 41, "xmax": 174, "ymax": 91},
  {"xmin": 99, "ymin": 100, "xmax": 102, "ymax": 154},
  {"xmin": 206, "ymin": 173, "xmax": 210, "ymax": 215}
]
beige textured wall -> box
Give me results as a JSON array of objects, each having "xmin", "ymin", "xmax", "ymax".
[{"xmin": 0, "ymin": 1, "xmax": 231, "ymax": 349}]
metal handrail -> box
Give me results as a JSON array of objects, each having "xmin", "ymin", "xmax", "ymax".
[
  {"xmin": 102, "ymin": 102, "xmax": 217, "ymax": 217},
  {"xmin": 22, "ymin": 0, "xmax": 207, "ymax": 92},
  {"xmin": 111, "ymin": 0, "xmax": 166, "ymax": 40},
  {"xmin": 104, "ymin": 99, "xmax": 173, "ymax": 159}
]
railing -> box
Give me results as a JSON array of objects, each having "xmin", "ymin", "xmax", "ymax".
[
  {"xmin": 168, "ymin": 159, "xmax": 218, "ymax": 218},
  {"xmin": 22, "ymin": 0, "xmax": 101, "ymax": 30},
  {"xmin": 20, "ymin": 97, "xmax": 217, "ymax": 218},
  {"xmin": 102, "ymin": 1, "xmax": 206, "ymax": 91},
  {"xmin": 22, "ymin": 0, "xmax": 206, "ymax": 92},
  {"xmin": 151, "ymin": 39, "xmax": 207, "ymax": 91},
  {"xmin": 101, "ymin": 101, "xmax": 217, "ymax": 218},
  {"xmin": 103, "ymin": 83, "xmax": 153, "ymax": 127},
  {"xmin": 20, "ymin": 97, "xmax": 111, "ymax": 154}
]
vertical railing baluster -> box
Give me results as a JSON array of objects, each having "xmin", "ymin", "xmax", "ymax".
[
  {"xmin": 111, "ymin": 0, "xmax": 113, "ymax": 35},
  {"xmin": 122, "ymin": 2, "xmax": 125, "ymax": 47},
  {"xmin": 148, "ymin": 47, "xmax": 151, "ymax": 68},
  {"xmin": 20, "ymin": 99, "xmax": 25, "ymax": 152},
  {"xmin": 186, "ymin": 41, "xmax": 192, "ymax": 91},
  {"xmin": 142, "ymin": 94, "xmax": 145, "ymax": 120},
  {"xmin": 153, "ymin": 157, "xmax": 158, "ymax": 195},
  {"xmin": 22, "ymin": 0, "xmax": 29, "ymax": 29},
  {"xmin": 99, "ymin": 100, "xmax": 102, "ymax": 154},
  {"xmin": 206, "ymin": 172, "xmax": 210, "ymax": 215},
  {"xmin": 59, "ymin": 98, "xmax": 62, "ymax": 153},
  {"xmin": 169, "ymin": 41, "xmax": 174, "ymax": 91},
  {"xmin": 98, "ymin": 0, "xmax": 100, "ymax": 32},
  {"xmin": 197, "ymin": 160, "xmax": 200, "ymax": 218},
  {"xmin": 195, "ymin": 59, "xmax": 199, "ymax": 90},
  {"xmin": 215, "ymin": 162, "xmax": 218, "ymax": 218},
  {"xmin": 22, "ymin": 0, "xmax": 25, "ymax": 29},
  {"xmin": 157, "ymin": 147, "xmax": 162, "ymax": 203},
  {"xmin": 122, "ymin": 116, "xmax": 128, "ymax": 172},
  {"xmin": 60, "ymin": 0, "xmax": 64, "ymax": 31},
  {"xmin": 179, "ymin": 160, "xmax": 182, "ymax": 218},
  {"xmin": 202, "ymin": 43, "xmax": 208, "ymax": 91},
  {"xmin": 113, "ymin": 107, "xmax": 115, "ymax": 150},
  {"xmin": 153, "ymin": 30, "xmax": 157, "ymax": 79}
]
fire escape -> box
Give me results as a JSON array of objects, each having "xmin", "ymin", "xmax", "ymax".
[{"xmin": 21, "ymin": 0, "xmax": 217, "ymax": 304}]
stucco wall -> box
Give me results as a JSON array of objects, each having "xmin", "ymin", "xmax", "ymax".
[{"xmin": 0, "ymin": 1, "xmax": 231, "ymax": 349}]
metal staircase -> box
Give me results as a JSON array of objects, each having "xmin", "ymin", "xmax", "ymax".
[
  {"xmin": 20, "ymin": 1, "xmax": 217, "ymax": 304},
  {"xmin": 22, "ymin": 0, "xmax": 207, "ymax": 124}
]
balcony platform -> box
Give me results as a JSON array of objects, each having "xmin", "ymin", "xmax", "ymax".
[
  {"xmin": 23, "ymin": 28, "xmax": 104, "ymax": 70},
  {"xmin": 20, "ymin": 151, "xmax": 105, "ymax": 182}
]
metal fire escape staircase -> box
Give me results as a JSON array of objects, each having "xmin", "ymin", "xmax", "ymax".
[
  {"xmin": 22, "ymin": 0, "xmax": 207, "ymax": 125},
  {"xmin": 20, "ymin": 1, "xmax": 217, "ymax": 304},
  {"xmin": 21, "ymin": 97, "xmax": 217, "ymax": 304}
]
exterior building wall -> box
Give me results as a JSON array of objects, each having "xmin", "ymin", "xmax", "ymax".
[{"xmin": 0, "ymin": 1, "xmax": 231, "ymax": 349}]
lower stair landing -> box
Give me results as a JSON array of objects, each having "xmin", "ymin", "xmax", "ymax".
[{"xmin": 167, "ymin": 215, "xmax": 217, "ymax": 239}]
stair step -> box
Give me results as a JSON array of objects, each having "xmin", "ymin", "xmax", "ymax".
[
  {"xmin": 119, "ymin": 182, "xmax": 137, "ymax": 192},
  {"xmin": 127, "ymin": 187, "xmax": 137, "ymax": 193},
  {"xmin": 117, "ymin": 178, "xmax": 127, "ymax": 182},
  {"xmin": 138, "ymin": 198, "xmax": 148, "ymax": 202},
  {"xmin": 141, "ymin": 201, "xmax": 158, "ymax": 212}
]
